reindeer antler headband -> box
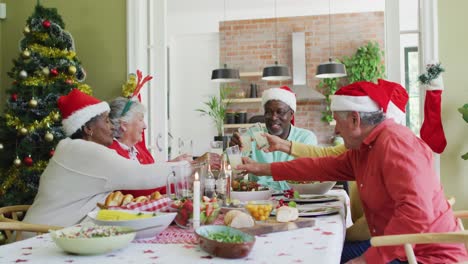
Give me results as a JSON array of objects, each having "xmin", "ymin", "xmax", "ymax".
[{"xmin": 120, "ymin": 70, "xmax": 153, "ymax": 117}]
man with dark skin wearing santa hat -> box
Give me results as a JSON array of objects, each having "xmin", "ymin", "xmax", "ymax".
[
  {"xmin": 237, "ymin": 81, "xmax": 468, "ymax": 264},
  {"xmin": 230, "ymin": 86, "xmax": 317, "ymax": 191}
]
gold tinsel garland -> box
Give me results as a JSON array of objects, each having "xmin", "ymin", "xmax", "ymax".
[
  {"xmin": 5, "ymin": 111, "xmax": 59, "ymax": 132},
  {"xmin": 32, "ymin": 32, "xmax": 49, "ymax": 42},
  {"xmin": 0, "ymin": 160, "xmax": 48, "ymax": 196},
  {"xmin": 77, "ymin": 83, "xmax": 92, "ymax": 95},
  {"xmin": 29, "ymin": 43, "xmax": 76, "ymax": 60},
  {"xmin": 121, "ymin": 73, "xmax": 137, "ymax": 98},
  {"xmin": 23, "ymin": 73, "xmax": 71, "ymax": 86}
]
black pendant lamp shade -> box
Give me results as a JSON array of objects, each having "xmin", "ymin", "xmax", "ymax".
[
  {"xmin": 316, "ymin": 58, "xmax": 347, "ymax": 79},
  {"xmin": 211, "ymin": 64, "xmax": 240, "ymax": 82},
  {"xmin": 262, "ymin": 61, "xmax": 291, "ymax": 81}
]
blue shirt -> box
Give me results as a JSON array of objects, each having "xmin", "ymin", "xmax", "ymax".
[{"xmin": 250, "ymin": 125, "xmax": 317, "ymax": 191}]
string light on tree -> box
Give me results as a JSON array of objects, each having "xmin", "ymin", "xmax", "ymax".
[
  {"xmin": 23, "ymin": 26, "xmax": 31, "ymax": 34},
  {"xmin": 0, "ymin": 143, "xmax": 3, "ymax": 150}
]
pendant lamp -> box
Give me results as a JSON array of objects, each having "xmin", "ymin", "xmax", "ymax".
[
  {"xmin": 262, "ymin": 0, "xmax": 291, "ymax": 81},
  {"xmin": 211, "ymin": 0, "xmax": 240, "ymax": 82},
  {"xmin": 316, "ymin": 0, "xmax": 346, "ymax": 79}
]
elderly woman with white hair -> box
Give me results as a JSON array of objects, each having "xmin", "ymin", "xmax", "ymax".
[{"xmin": 108, "ymin": 97, "xmax": 220, "ymax": 197}]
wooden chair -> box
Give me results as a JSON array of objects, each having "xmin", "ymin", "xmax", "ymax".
[
  {"xmin": 370, "ymin": 231, "xmax": 468, "ymax": 264},
  {"xmin": 0, "ymin": 205, "xmax": 62, "ymax": 243},
  {"xmin": 369, "ymin": 204, "xmax": 468, "ymax": 264}
]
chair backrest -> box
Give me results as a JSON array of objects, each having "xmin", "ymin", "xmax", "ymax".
[{"xmin": 0, "ymin": 205, "xmax": 62, "ymax": 243}]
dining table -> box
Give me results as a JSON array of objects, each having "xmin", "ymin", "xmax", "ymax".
[{"xmin": 0, "ymin": 189, "xmax": 351, "ymax": 264}]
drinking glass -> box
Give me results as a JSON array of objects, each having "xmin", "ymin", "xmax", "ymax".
[
  {"xmin": 251, "ymin": 122, "xmax": 269, "ymax": 150},
  {"xmin": 226, "ymin": 145, "xmax": 242, "ymax": 172},
  {"xmin": 210, "ymin": 141, "xmax": 224, "ymax": 155},
  {"xmin": 238, "ymin": 127, "xmax": 252, "ymax": 156},
  {"xmin": 178, "ymin": 137, "xmax": 193, "ymax": 156}
]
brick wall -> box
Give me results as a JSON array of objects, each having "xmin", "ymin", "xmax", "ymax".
[{"xmin": 221, "ymin": 12, "xmax": 384, "ymax": 144}]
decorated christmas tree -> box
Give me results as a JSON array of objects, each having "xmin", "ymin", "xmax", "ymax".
[{"xmin": 0, "ymin": 3, "xmax": 93, "ymax": 206}]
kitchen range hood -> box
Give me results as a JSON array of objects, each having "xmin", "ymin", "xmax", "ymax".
[{"xmin": 291, "ymin": 32, "xmax": 325, "ymax": 101}]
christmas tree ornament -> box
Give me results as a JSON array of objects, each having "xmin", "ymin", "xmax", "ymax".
[
  {"xmin": 68, "ymin": 65, "xmax": 77, "ymax": 74},
  {"xmin": 50, "ymin": 68, "xmax": 59, "ymax": 76},
  {"xmin": 42, "ymin": 67, "xmax": 50, "ymax": 76},
  {"xmin": 23, "ymin": 26, "xmax": 31, "ymax": 34},
  {"xmin": 19, "ymin": 70, "xmax": 28, "ymax": 79},
  {"xmin": 19, "ymin": 127, "xmax": 28, "ymax": 135},
  {"xmin": 42, "ymin": 20, "xmax": 51, "ymax": 28},
  {"xmin": 22, "ymin": 50, "xmax": 31, "ymax": 59},
  {"xmin": 13, "ymin": 157, "xmax": 22, "ymax": 166},
  {"xmin": 44, "ymin": 132, "xmax": 54, "ymax": 142},
  {"xmin": 0, "ymin": 143, "xmax": 3, "ymax": 150},
  {"xmin": 24, "ymin": 155, "xmax": 33, "ymax": 166},
  {"xmin": 28, "ymin": 98, "xmax": 38, "ymax": 108},
  {"xmin": 49, "ymin": 148, "xmax": 55, "ymax": 157},
  {"xmin": 65, "ymin": 79, "xmax": 73, "ymax": 85},
  {"xmin": 11, "ymin": 93, "xmax": 18, "ymax": 102},
  {"xmin": 52, "ymin": 113, "xmax": 61, "ymax": 122}
]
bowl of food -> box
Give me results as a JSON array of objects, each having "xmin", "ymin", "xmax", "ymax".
[
  {"xmin": 230, "ymin": 179, "xmax": 272, "ymax": 202},
  {"xmin": 51, "ymin": 225, "xmax": 135, "ymax": 255},
  {"xmin": 287, "ymin": 181, "xmax": 336, "ymax": 195},
  {"xmin": 195, "ymin": 225, "xmax": 255, "ymax": 259},
  {"xmin": 87, "ymin": 209, "xmax": 176, "ymax": 239},
  {"xmin": 173, "ymin": 197, "xmax": 221, "ymax": 228},
  {"xmin": 244, "ymin": 200, "xmax": 277, "ymax": 221}
]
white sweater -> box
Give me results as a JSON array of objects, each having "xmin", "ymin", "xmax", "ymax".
[{"xmin": 24, "ymin": 138, "xmax": 189, "ymax": 227}]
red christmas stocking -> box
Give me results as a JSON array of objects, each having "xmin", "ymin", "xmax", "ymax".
[{"xmin": 420, "ymin": 77, "xmax": 447, "ymax": 153}]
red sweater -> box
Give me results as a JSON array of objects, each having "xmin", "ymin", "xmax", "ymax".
[{"xmin": 108, "ymin": 140, "xmax": 167, "ymax": 196}]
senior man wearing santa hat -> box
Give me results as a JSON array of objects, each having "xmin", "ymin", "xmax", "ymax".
[
  {"xmin": 237, "ymin": 81, "xmax": 468, "ymax": 264},
  {"xmin": 230, "ymin": 86, "xmax": 317, "ymax": 191}
]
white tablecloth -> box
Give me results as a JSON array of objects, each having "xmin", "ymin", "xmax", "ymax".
[{"xmin": 0, "ymin": 189, "xmax": 350, "ymax": 264}]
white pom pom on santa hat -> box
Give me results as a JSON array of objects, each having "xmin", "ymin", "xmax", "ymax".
[
  {"xmin": 331, "ymin": 79, "xmax": 409, "ymax": 125},
  {"xmin": 58, "ymin": 89, "xmax": 110, "ymax": 136}
]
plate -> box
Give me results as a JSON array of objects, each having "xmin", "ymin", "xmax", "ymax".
[
  {"xmin": 87, "ymin": 210, "xmax": 176, "ymax": 239},
  {"xmin": 281, "ymin": 194, "xmax": 339, "ymax": 203},
  {"xmin": 271, "ymin": 207, "xmax": 340, "ymax": 217}
]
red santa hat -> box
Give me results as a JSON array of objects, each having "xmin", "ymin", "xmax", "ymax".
[
  {"xmin": 330, "ymin": 80, "xmax": 408, "ymax": 124},
  {"xmin": 262, "ymin": 86, "xmax": 296, "ymax": 124},
  {"xmin": 58, "ymin": 89, "xmax": 110, "ymax": 136}
]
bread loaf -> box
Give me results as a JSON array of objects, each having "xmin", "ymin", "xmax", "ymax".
[
  {"xmin": 150, "ymin": 191, "xmax": 162, "ymax": 200},
  {"xmin": 276, "ymin": 206, "xmax": 299, "ymax": 223},
  {"xmin": 229, "ymin": 212, "xmax": 255, "ymax": 228},
  {"xmin": 121, "ymin": 194, "xmax": 134, "ymax": 206},
  {"xmin": 224, "ymin": 210, "xmax": 243, "ymax": 225},
  {"xmin": 105, "ymin": 191, "xmax": 124, "ymax": 206},
  {"xmin": 134, "ymin": 196, "xmax": 149, "ymax": 203}
]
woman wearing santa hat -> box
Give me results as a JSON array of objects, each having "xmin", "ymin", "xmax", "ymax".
[
  {"xmin": 230, "ymin": 86, "xmax": 317, "ymax": 191},
  {"xmin": 23, "ymin": 89, "xmax": 190, "ymax": 229},
  {"xmin": 238, "ymin": 81, "xmax": 467, "ymax": 263}
]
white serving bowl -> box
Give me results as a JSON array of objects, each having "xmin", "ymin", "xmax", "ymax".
[
  {"xmin": 88, "ymin": 210, "xmax": 176, "ymax": 239},
  {"xmin": 230, "ymin": 189, "xmax": 272, "ymax": 202},
  {"xmin": 288, "ymin": 181, "xmax": 336, "ymax": 195},
  {"xmin": 51, "ymin": 225, "xmax": 135, "ymax": 255}
]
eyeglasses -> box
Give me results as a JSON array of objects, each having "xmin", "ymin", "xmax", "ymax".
[{"xmin": 264, "ymin": 108, "xmax": 292, "ymax": 118}]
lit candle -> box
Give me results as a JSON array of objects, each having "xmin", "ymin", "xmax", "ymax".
[{"xmin": 193, "ymin": 172, "xmax": 200, "ymax": 229}]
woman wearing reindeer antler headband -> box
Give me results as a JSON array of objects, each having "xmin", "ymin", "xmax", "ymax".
[{"xmin": 108, "ymin": 71, "xmax": 220, "ymax": 197}]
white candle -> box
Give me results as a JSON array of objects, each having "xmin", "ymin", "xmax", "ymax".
[{"xmin": 193, "ymin": 172, "xmax": 200, "ymax": 229}]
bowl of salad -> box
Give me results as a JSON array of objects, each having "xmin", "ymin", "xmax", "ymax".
[
  {"xmin": 195, "ymin": 225, "xmax": 255, "ymax": 258},
  {"xmin": 50, "ymin": 224, "xmax": 135, "ymax": 255},
  {"xmin": 230, "ymin": 179, "xmax": 272, "ymax": 202},
  {"xmin": 287, "ymin": 181, "xmax": 336, "ymax": 195}
]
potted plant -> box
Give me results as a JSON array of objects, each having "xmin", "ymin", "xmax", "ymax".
[{"xmin": 196, "ymin": 88, "xmax": 231, "ymax": 149}]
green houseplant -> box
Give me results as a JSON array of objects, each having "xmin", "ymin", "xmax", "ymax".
[
  {"xmin": 196, "ymin": 88, "xmax": 231, "ymax": 148},
  {"xmin": 319, "ymin": 41, "xmax": 386, "ymax": 123}
]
